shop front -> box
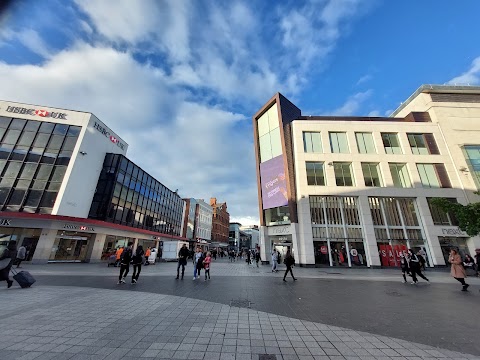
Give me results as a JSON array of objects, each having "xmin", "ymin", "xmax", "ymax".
[
  {"xmin": 49, "ymin": 231, "xmax": 93, "ymax": 262},
  {"xmin": 270, "ymin": 234, "xmax": 292, "ymax": 262},
  {"xmin": 314, "ymin": 238, "xmax": 367, "ymax": 267},
  {"xmin": 0, "ymin": 226, "xmax": 41, "ymax": 261},
  {"xmin": 439, "ymin": 236, "xmax": 471, "ymax": 265}
]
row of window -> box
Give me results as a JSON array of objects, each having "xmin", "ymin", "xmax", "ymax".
[
  {"xmin": 303, "ymin": 131, "xmax": 439, "ymax": 155},
  {"xmin": 306, "ymin": 161, "xmax": 451, "ymax": 188}
]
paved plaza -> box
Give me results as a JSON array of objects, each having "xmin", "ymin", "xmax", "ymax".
[{"xmin": 1, "ymin": 259, "xmax": 479, "ymax": 360}]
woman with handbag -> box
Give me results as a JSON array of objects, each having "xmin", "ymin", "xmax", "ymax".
[
  {"xmin": 449, "ymin": 249, "xmax": 469, "ymax": 291},
  {"xmin": 0, "ymin": 240, "xmax": 17, "ymax": 288}
]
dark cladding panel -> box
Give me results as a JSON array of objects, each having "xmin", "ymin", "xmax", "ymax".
[{"xmin": 430, "ymin": 93, "xmax": 480, "ymax": 103}]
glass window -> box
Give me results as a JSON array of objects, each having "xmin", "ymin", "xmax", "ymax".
[
  {"xmin": 24, "ymin": 190, "xmax": 42, "ymax": 207},
  {"xmin": 51, "ymin": 166, "xmax": 67, "ymax": 182},
  {"xmin": 0, "ymin": 116, "xmax": 11, "ymax": 128},
  {"xmin": 53, "ymin": 124, "xmax": 68, "ymax": 135},
  {"xmin": 257, "ymin": 111, "xmax": 270, "ymax": 137},
  {"xmin": 24, "ymin": 120, "xmax": 40, "ymax": 132},
  {"xmin": 306, "ymin": 162, "xmax": 325, "ymax": 185},
  {"xmin": 17, "ymin": 132, "xmax": 36, "ymax": 147},
  {"xmin": 417, "ymin": 163, "xmax": 450, "ymax": 188},
  {"xmin": 19, "ymin": 163, "xmax": 37, "ymax": 180},
  {"xmin": 32, "ymin": 180, "xmax": 47, "ymax": 190},
  {"xmin": 56, "ymin": 151, "xmax": 72, "ymax": 166},
  {"xmin": 264, "ymin": 206, "xmax": 290, "ymax": 226},
  {"xmin": 39, "ymin": 191, "xmax": 57, "ymax": 208},
  {"xmin": 26, "ymin": 147, "xmax": 43, "ymax": 163},
  {"xmin": 0, "ymin": 144, "xmax": 13, "ymax": 160},
  {"xmin": 329, "ymin": 132, "xmax": 349, "ymax": 153},
  {"xmin": 303, "ymin": 132, "xmax": 322, "ymax": 153},
  {"xmin": 270, "ymin": 127, "xmax": 282, "ymax": 158},
  {"xmin": 38, "ymin": 122, "xmax": 55, "ymax": 134},
  {"xmin": 40, "ymin": 150, "xmax": 58, "ymax": 164},
  {"xmin": 362, "ymin": 163, "xmax": 382, "ymax": 187},
  {"xmin": 408, "ymin": 134, "xmax": 428, "ymax": 155},
  {"xmin": 15, "ymin": 179, "xmax": 30, "ymax": 189},
  {"xmin": 9, "ymin": 119, "xmax": 27, "ymax": 130},
  {"xmin": 47, "ymin": 182, "xmax": 61, "ymax": 191},
  {"xmin": 382, "ymin": 133, "xmax": 402, "ymax": 154},
  {"xmin": 334, "ymin": 162, "xmax": 354, "ymax": 186},
  {"xmin": 0, "ymin": 159, "xmax": 6, "ymax": 174},
  {"xmin": 427, "ymin": 198, "xmax": 459, "ymax": 226},
  {"xmin": 0, "ymin": 128, "xmax": 5, "ymax": 142},
  {"xmin": 355, "ymin": 132, "xmax": 376, "ymax": 154},
  {"xmin": 7, "ymin": 188, "xmax": 26, "ymax": 205},
  {"xmin": 36, "ymin": 164, "xmax": 53, "ymax": 180},
  {"xmin": 259, "ymin": 133, "xmax": 272, "ymax": 162},
  {"xmin": 4, "ymin": 161, "xmax": 22, "ymax": 178},
  {"xmin": 389, "ymin": 163, "xmax": 412, "ymax": 188},
  {"xmin": 47, "ymin": 135, "xmax": 65, "ymax": 150},
  {"xmin": 10, "ymin": 146, "xmax": 29, "ymax": 161},
  {"xmin": 3, "ymin": 129, "xmax": 21, "ymax": 144},
  {"xmin": 463, "ymin": 145, "xmax": 480, "ymax": 190},
  {"xmin": 33, "ymin": 133, "xmax": 50, "ymax": 148},
  {"xmin": 67, "ymin": 126, "xmax": 81, "ymax": 137}
]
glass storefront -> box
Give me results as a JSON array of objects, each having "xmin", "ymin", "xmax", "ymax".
[
  {"xmin": 100, "ymin": 235, "xmax": 135, "ymax": 260},
  {"xmin": 314, "ymin": 238, "xmax": 367, "ymax": 267},
  {"xmin": 439, "ymin": 237, "xmax": 471, "ymax": 265},
  {"xmin": 49, "ymin": 231, "xmax": 93, "ymax": 262},
  {"xmin": 0, "ymin": 227, "xmax": 40, "ymax": 260}
]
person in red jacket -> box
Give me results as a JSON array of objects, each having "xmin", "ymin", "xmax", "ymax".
[{"xmin": 204, "ymin": 252, "xmax": 212, "ymax": 281}]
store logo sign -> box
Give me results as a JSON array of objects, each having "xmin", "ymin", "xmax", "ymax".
[
  {"xmin": 441, "ymin": 227, "xmax": 467, "ymax": 236},
  {"xmin": 5, "ymin": 106, "xmax": 67, "ymax": 119},
  {"xmin": 269, "ymin": 226, "xmax": 290, "ymax": 235},
  {"xmin": 63, "ymin": 224, "xmax": 95, "ymax": 232},
  {"xmin": 0, "ymin": 219, "xmax": 12, "ymax": 226},
  {"xmin": 93, "ymin": 122, "xmax": 125, "ymax": 150}
]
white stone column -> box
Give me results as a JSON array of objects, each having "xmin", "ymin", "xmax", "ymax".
[
  {"xmin": 296, "ymin": 196, "xmax": 315, "ymax": 266},
  {"xmin": 358, "ymin": 196, "xmax": 381, "ymax": 267},
  {"xmin": 259, "ymin": 226, "xmax": 270, "ymax": 264},
  {"xmin": 87, "ymin": 233, "xmax": 106, "ymax": 263},
  {"xmin": 31, "ymin": 228, "xmax": 58, "ymax": 264},
  {"xmin": 416, "ymin": 197, "xmax": 445, "ymax": 266}
]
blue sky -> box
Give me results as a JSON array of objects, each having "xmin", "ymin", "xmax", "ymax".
[{"xmin": 0, "ymin": 0, "xmax": 479, "ymax": 225}]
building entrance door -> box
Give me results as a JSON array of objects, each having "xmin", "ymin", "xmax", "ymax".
[{"xmin": 49, "ymin": 234, "xmax": 91, "ymax": 262}]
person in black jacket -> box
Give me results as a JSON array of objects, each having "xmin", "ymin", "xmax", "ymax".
[
  {"xmin": 283, "ymin": 250, "xmax": 297, "ymax": 282},
  {"xmin": 117, "ymin": 242, "xmax": 133, "ymax": 284},
  {"xmin": 131, "ymin": 245, "xmax": 144, "ymax": 284},
  {"xmin": 176, "ymin": 244, "xmax": 189, "ymax": 279},
  {"xmin": 408, "ymin": 249, "xmax": 429, "ymax": 284},
  {"xmin": 0, "ymin": 240, "xmax": 17, "ymax": 288}
]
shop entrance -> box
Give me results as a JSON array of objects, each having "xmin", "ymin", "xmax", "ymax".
[
  {"xmin": 314, "ymin": 238, "xmax": 367, "ymax": 267},
  {"xmin": 49, "ymin": 232, "xmax": 92, "ymax": 262}
]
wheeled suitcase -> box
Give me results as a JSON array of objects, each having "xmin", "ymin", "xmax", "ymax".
[{"xmin": 11, "ymin": 268, "xmax": 36, "ymax": 288}]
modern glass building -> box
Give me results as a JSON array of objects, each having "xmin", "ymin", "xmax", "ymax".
[
  {"xmin": 0, "ymin": 100, "xmax": 186, "ymax": 263},
  {"xmin": 253, "ymin": 86, "xmax": 480, "ymax": 268}
]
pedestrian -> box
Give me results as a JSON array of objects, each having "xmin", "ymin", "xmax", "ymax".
[
  {"xmin": 131, "ymin": 245, "xmax": 144, "ymax": 284},
  {"xmin": 204, "ymin": 251, "xmax": 212, "ymax": 281},
  {"xmin": 193, "ymin": 247, "xmax": 203, "ymax": 280},
  {"xmin": 115, "ymin": 246, "xmax": 124, "ymax": 267},
  {"xmin": 176, "ymin": 244, "xmax": 189, "ymax": 279},
  {"xmin": 463, "ymin": 254, "xmax": 475, "ymax": 273},
  {"xmin": 255, "ymin": 249, "xmax": 261, "ymax": 267},
  {"xmin": 144, "ymin": 247, "xmax": 151, "ymax": 265},
  {"xmin": 117, "ymin": 242, "xmax": 133, "ymax": 284},
  {"xmin": 271, "ymin": 250, "xmax": 278, "ymax": 272},
  {"xmin": 475, "ymin": 249, "xmax": 480, "ymax": 277},
  {"xmin": 417, "ymin": 249, "xmax": 427, "ymax": 271},
  {"xmin": 408, "ymin": 249, "xmax": 429, "ymax": 285},
  {"xmin": 449, "ymin": 249, "xmax": 469, "ymax": 291},
  {"xmin": 283, "ymin": 250, "xmax": 297, "ymax": 282},
  {"xmin": 16, "ymin": 244, "xmax": 27, "ymax": 268},
  {"xmin": 400, "ymin": 251, "xmax": 410, "ymax": 283},
  {"xmin": 0, "ymin": 240, "xmax": 16, "ymax": 288},
  {"xmin": 246, "ymin": 250, "xmax": 251, "ymax": 265}
]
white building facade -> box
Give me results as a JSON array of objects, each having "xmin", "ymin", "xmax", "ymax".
[
  {"xmin": 253, "ymin": 86, "xmax": 480, "ymax": 268},
  {"xmin": 0, "ymin": 100, "xmax": 186, "ymax": 263},
  {"xmin": 194, "ymin": 199, "xmax": 213, "ymax": 242}
]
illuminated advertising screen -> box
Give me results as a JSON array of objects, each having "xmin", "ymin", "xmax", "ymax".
[{"xmin": 260, "ymin": 155, "xmax": 288, "ymax": 209}]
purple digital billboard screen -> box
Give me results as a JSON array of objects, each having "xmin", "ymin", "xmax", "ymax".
[{"xmin": 260, "ymin": 155, "xmax": 288, "ymax": 210}]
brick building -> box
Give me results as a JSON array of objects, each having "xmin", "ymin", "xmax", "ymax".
[{"xmin": 210, "ymin": 197, "xmax": 229, "ymax": 243}]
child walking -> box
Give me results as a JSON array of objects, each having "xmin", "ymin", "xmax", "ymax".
[{"xmin": 204, "ymin": 251, "xmax": 212, "ymax": 281}]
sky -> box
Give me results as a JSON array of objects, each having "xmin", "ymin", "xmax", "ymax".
[{"xmin": 0, "ymin": 0, "xmax": 479, "ymax": 226}]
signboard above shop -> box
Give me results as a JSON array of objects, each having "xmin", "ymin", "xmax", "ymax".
[{"xmin": 267, "ymin": 225, "xmax": 291, "ymax": 236}]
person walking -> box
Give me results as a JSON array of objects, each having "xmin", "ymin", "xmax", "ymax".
[
  {"xmin": 15, "ymin": 244, "xmax": 27, "ymax": 268},
  {"xmin": 117, "ymin": 242, "xmax": 133, "ymax": 284},
  {"xmin": 255, "ymin": 249, "xmax": 261, "ymax": 267},
  {"xmin": 475, "ymin": 249, "xmax": 480, "ymax": 277},
  {"xmin": 131, "ymin": 245, "xmax": 144, "ymax": 284},
  {"xmin": 0, "ymin": 240, "xmax": 16, "ymax": 288},
  {"xmin": 271, "ymin": 250, "xmax": 278, "ymax": 272},
  {"xmin": 144, "ymin": 247, "xmax": 151, "ymax": 265},
  {"xmin": 204, "ymin": 251, "xmax": 212, "ymax": 281},
  {"xmin": 449, "ymin": 249, "xmax": 469, "ymax": 291},
  {"xmin": 246, "ymin": 250, "xmax": 251, "ymax": 265},
  {"xmin": 283, "ymin": 250, "xmax": 297, "ymax": 282},
  {"xmin": 400, "ymin": 251, "xmax": 410, "ymax": 283},
  {"xmin": 115, "ymin": 246, "xmax": 124, "ymax": 267},
  {"xmin": 408, "ymin": 249, "xmax": 429, "ymax": 285},
  {"xmin": 417, "ymin": 248, "xmax": 427, "ymax": 271},
  {"xmin": 193, "ymin": 247, "xmax": 203, "ymax": 280},
  {"xmin": 176, "ymin": 244, "xmax": 189, "ymax": 279}
]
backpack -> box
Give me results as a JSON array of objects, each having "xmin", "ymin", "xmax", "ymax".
[{"xmin": 120, "ymin": 248, "xmax": 132, "ymax": 263}]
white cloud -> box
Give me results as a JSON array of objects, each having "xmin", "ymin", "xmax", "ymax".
[
  {"xmin": 368, "ymin": 110, "xmax": 380, "ymax": 117},
  {"xmin": 330, "ymin": 90, "xmax": 372, "ymax": 116},
  {"xmin": 15, "ymin": 29, "xmax": 52, "ymax": 59},
  {"xmin": 356, "ymin": 74, "xmax": 372, "ymax": 85},
  {"xmin": 448, "ymin": 56, "xmax": 480, "ymax": 85}
]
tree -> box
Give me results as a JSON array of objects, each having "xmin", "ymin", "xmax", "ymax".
[{"xmin": 430, "ymin": 193, "xmax": 480, "ymax": 237}]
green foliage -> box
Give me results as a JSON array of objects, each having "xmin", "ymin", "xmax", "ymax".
[{"xmin": 430, "ymin": 195, "xmax": 480, "ymax": 237}]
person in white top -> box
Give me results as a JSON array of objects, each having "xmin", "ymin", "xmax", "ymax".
[{"xmin": 271, "ymin": 251, "xmax": 278, "ymax": 273}]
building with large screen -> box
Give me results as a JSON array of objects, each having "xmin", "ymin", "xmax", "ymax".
[
  {"xmin": 253, "ymin": 85, "xmax": 480, "ymax": 268},
  {"xmin": 0, "ymin": 100, "xmax": 186, "ymax": 263}
]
